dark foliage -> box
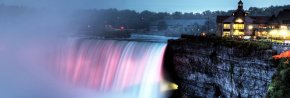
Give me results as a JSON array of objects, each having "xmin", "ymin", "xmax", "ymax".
[
  {"xmin": 73, "ymin": 4, "xmax": 290, "ymax": 32},
  {"xmin": 1, "ymin": 4, "xmax": 290, "ymax": 34},
  {"xmin": 267, "ymin": 58, "xmax": 290, "ymax": 98}
]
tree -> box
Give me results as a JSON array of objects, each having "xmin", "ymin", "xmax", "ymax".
[
  {"xmin": 157, "ymin": 12, "xmax": 170, "ymax": 20},
  {"xmin": 172, "ymin": 11, "xmax": 182, "ymax": 19},
  {"xmin": 183, "ymin": 12, "xmax": 194, "ymax": 19},
  {"xmin": 158, "ymin": 21, "xmax": 167, "ymax": 30}
]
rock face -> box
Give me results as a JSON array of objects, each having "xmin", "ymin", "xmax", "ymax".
[{"xmin": 164, "ymin": 38, "xmax": 276, "ymax": 98}]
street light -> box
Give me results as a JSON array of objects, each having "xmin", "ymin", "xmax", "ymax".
[{"xmin": 201, "ymin": 32, "xmax": 206, "ymax": 36}]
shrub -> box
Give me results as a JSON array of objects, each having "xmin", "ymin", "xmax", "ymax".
[{"xmin": 267, "ymin": 58, "xmax": 290, "ymax": 98}]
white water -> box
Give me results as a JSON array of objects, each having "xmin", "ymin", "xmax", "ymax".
[
  {"xmin": 0, "ymin": 37, "xmax": 168, "ymax": 98},
  {"xmin": 55, "ymin": 38, "xmax": 167, "ymax": 98}
]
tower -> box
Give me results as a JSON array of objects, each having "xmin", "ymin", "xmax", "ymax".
[
  {"xmin": 233, "ymin": 0, "xmax": 246, "ymax": 18},
  {"xmin": 238, "ymin": 0, "xmax": 243, "ymax": 10}
]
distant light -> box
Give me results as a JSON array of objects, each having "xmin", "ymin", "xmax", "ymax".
[
  {"xmin": 201, "ymin": 32, "xmax": 206, "ymax": 36},
  {"xmin": 160, "ymin": 80, "xmax": 178, "ymax": 92},
  {"xmin": 120, "ymin": 26, "xmax": 125, "ymax": 30},
  {"xmin": 248, "ymin": 25, "xmax": 253, "ymax": 30},
  {"xmin": 244, "ymin": 36, "xmax": 251, "ymax": 39},
  {"xmin": 235, "ymin": 18, "xmax": 243, "ymax": 23},
  {"xmin": 269, "ymin": 29, "xmax": 290, "ymax": 38},
  {"xmin": 280, "ymin": 29, "xmax": 288, "ymax": 39},
  {"xmin": 285, "ymin": 40, "xmax": 290, "ymax": 43},
  {"xmin": 169, "ymin": 83, "xmax": 178, "ymax": 90},
  {"xmin": 280, "ymin": 25, "xmax": 288, "ymax": 29},
  {"xmin": 269, "ymin": 29, "xmax": 278, "ymax": 37}
]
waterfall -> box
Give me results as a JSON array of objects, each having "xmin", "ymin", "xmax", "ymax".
[{"xmin": 56, "ymin": 38, "xmax": 167, "ymax": 98}]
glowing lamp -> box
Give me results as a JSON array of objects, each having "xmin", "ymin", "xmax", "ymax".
[
  {"xmin": 169, "ymin": 83, "xmax": 178, "ymax": 90},
  {"xmin": 235, "ymin": 18, "xmax": 243, "ymax": 23},
  {"xmin": 201, "ymin": 32, "xmax": 206, "ymax": 36},
  {"xmin": 120, "ymin": 26, "xmax": 125, "ymax": 30},
  {"xmin": 280, "ymin": 25, "xmax": 288, "ymax": 29},
  {"xmin": 160, "ymin": 81, "xmax": 178, "ymax": 92},
  {"xmin": 280, "ymin": 30, "xmax": 288, "ymax": 36},
  {"xmin": 269, "ymin": 30, "xmax": 278, "ymax": 37},
  {"xmin": 248, "ymin": 25, "xmax": 253, "ymax": 30}
]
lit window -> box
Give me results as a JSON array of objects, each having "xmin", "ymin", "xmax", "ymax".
[
  {"xmin": 269, "ymin": 30, "xmax": 279, "ymax": 37},
  {"xmin": 223, "ymin": 32, "xmax": 230, "ymax": 36},
  {"xmin": 262, "ymin": 31, "xmax": 267, "ymax": 35},
  {"xmin": 256, "ymin": 31, "xmax": 268, "ymax": 36},
  {"xmin": 223, "ymin": 24, "xmax": 230, "ymax": 29},
  {"xmin": 233, "ymin": 30, "xmax": 244, "ymax": 35},
  {"xmin": 256, "ymin": 32, "xmax": 261, "ymax": 36},
  {"xmin": 233, "ymin": 24, "xmax": 244, "ymax": 29}
]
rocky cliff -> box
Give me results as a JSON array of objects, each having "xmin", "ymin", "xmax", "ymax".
[{"xmin": 164, "ymin": 36, "xmax": 276, "ymax": 98}]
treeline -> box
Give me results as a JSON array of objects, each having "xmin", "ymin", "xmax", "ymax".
[
  {"xmin": 248, "ymin": 5, "xmax": 290, "ymax": 16},
  {"xmin": 76, "ymin": 9, "xmax": 231, "ymax": 31},
  {"xmin": 77, "ymin": 4, "xmax": 290, "ymax": 31},
  {"xmin": 1, "ymin": 4, "xmax": 290, "ymax": 31}
]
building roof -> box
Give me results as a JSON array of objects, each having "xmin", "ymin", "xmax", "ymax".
[
  {"xmin": 250, "ymin": 16, "xmax": 271, "ymax": 24},
  {"xmin": 223, "ymin": 16, "xmax": 235, "ymax": 23},
  {"xmin": 217, "ymin": 15, "xmax": 270, "ymax": 24},
  {"xmin": 245, "ymin": 16, "xmax": 254, "ymax": 23},
  {"xmin": 216, "ymin": 1, "xmax": 289, "ymax": 25},
  {"xmin": 216, "ymin": 16, "xmax": 230, "ymax": 23},
  {"xmin": 216, "ymin": 0, "xmax": 272, "ymax": 24}
]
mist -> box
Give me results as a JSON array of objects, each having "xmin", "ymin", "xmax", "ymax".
[
  {"xmin": 0, "ymin": 4, "xmax": 98, "ymax": 98},
  {"xmin": 0, "ymin": 3, "xmax": 166, "ymax": 98}
]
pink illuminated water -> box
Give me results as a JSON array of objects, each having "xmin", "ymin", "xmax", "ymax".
[{"xmin": 55, "ymin": 38, "xmax": 167, "ymax": 98}]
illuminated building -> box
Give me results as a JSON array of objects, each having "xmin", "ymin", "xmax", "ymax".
[
  {"xmin": 217, "ymin": 0, "xmax": 250, "ymax": 37},
  {"xmin": 216, "ymin": 0, "xmax": 290, "ymax": 39}
]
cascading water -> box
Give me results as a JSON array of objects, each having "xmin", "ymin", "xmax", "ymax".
[{"xmin": 55, "ymin": 38, "xmax": 167, "ymax": 98}]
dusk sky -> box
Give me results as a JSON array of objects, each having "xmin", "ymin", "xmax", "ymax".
[{"xmin": 1, "ymin": 0, "xmax": 290, "ymax": 12}]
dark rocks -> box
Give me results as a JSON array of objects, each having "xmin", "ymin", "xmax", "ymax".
[{"xmin": 164, "ymin": 38, "xmax": 276, "ymax": 98}]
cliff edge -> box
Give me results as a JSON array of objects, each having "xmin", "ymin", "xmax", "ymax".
[{"xmin": 164, "ymin": 36, "xmax": 276, "ymax": 98}]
